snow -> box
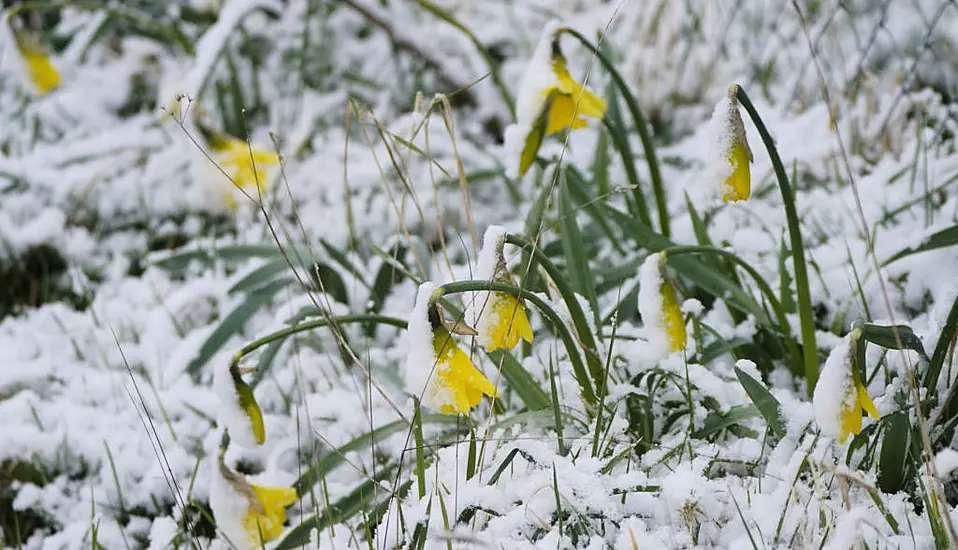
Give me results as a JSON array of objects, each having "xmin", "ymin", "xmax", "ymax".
[{"xmin": 2, "ymin": 1, "xmax": 958, "ymax": 549}]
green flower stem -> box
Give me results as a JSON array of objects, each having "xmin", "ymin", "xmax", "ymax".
[
  {"xmin": 231, "ymin": 314, "xmax": 408, "ymax": 366},
  {"xmin": 602, "ymin": 117, "xmax": 652, "ymax": 228},
  {"xmin": 734, "ymin": 86, "xmax": 819, "ymax": 394},
  {"xmin": 436, "ymin": 279, "xmax": 597, "ymax": 409},
  {"xmin": 564, "ymin": 28, "xmax": 670, "ymax": 238},
  {"xmin": 665, "ymin": 245, "xmax": 802, "ymax": 375},
  {"xmin": 505, "ymin": 234, "xmax": 605, "ymax": 380}
]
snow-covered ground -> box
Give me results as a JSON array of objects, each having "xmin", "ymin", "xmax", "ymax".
[{"xmin": 1, "ymin": 1, "xmax": 958, "ymax": 548}]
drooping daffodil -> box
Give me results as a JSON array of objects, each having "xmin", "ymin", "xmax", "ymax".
[
  {"xmin": 638, "ymin": 252, "xmax": 687, "ymax": 356},
  {"xmin": 210, "ymin": 449, "xmax": 297, "ymax": 549},
  {"xmin": 468, "ymin": 226, "xmax": 533, "ymax": 352},
  {"xmin": 405, "ymin": 282, "xmax": 498, "ymax": 415},
  {"xmin": 3, "ymin": 19, "xmax": 60, "ymax": 95},
  {"xmin": 196, "ymin": 119, "xmax": 279, "ymax": 211},
  {"xmin": 213, "ymin": 361, "xmax": 265, "ymax": 448},
  {"xmin": 813, "ymin": 328, "xmax": 880, "ymax": 443},
  {"xmin": 708, "ymin": 84, "xmax": 752, "ymax": 202},
  {"xmin": 504, "ymin": 21, "xmax": 607, "ymax": 178}
]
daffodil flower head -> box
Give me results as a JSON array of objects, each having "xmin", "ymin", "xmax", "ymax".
[
  {"xmin": 503, "ymin": 21, "xmax": 608, "ymax": 178},
  {"xmin": 468, "ymin": 226, "xmax": 534, "ymax": 352},
  {"xmin": 405, "ymin": 282, "xmax": 498, "ymax": 415},
  {"xmin": 196, "ymin": 119, "xmax": 279, "ymax": 211},
  {"xmin": 813, "ymin": 329, "xmax": 880, "ymax": 443},
  {"xmin": 213, "ymin": 362, "xmax": 265, "ymax": 448},
  {"xmin": 708, "ymin": 85, "xmax": 752, "ymax": 202},
  {"xmin": 638, "ymin": 252, "xmax": 687, "ymax": 356},
  {"xmin": 2, "ymin": 18, "xmax": 60, "ymax": 95},
  {"xmin": 210, "ymin": 450, "xmax": 297, "ymax": 549}
]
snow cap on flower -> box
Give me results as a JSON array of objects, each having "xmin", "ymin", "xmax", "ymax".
[
  {"xmin": 209, "ymin": 449, "xmax": 297, "ymax": 549},
  {"xmin": 2, "ymin": 18, "xmax": 60, "ymax": 95},
  {"xmin": 405, "ymin": 282, "xmax": 498, "ymax": 415},
  {"xmin": 813, "ymin": 329, "xmax": 880, "ymax": 443},
  {"xmin": 468, "ymin": 225, "xmax": 534, "ymax": 352},
  {"xmin": 213, "ymin": 361, "xmax": 265, "ymax": 448},
  {"xmin": 196, "ymin": 118, "xmax": 279, "ymax": 211},
  {"xmin": 503, "ymin": 21, "xmax": 608, "ymax": 178},
  {"xmin": 638, "ymin": 252, "xmax": 687, "ymax": 356},
  {"xmin": 708, "ymin": 85, "xmax": 752, "ymax": 202}
]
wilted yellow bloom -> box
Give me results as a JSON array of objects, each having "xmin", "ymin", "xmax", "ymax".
[
  {"xmin": 12, "ymin": 29, "xmax": 60, "ymax": 95},
  {"xmin": 471, "ymin": 225, "xmax": 534, "ymax": 352},
  {"xmin": 431, "ymin": 326, "xmax": 498, "ymax": 415},
  {"xmin": 213, "ymin": 362, "xmax": 266, "ymax": 448},
  {"xmin": 482, "ymin": 293, "xmax": 534, "ymax": 352},
  {"xmin": 659, "ymin": 276, "xmax": 686, "ymax": 352},
  {"xmin": 813, "ymin": 329, "xmax": 880, "ymax": 443},
  {"xmin": 711, "ymin": 85, "xmax": 752, "ymax": 202},
  {"xmin": 638, "ymin": 252, "xmax": 687, "ymax": 356},
  {"xmin": 211, "ymin": 451, "xmax": 297, "ymax": 549},
  {"xmin": 406, "ymin": 282, "xmax": 499, "ymax": 415},
  {"xmin": 505, "ymin": 23, "xmax": 607, "ymax": 177}
]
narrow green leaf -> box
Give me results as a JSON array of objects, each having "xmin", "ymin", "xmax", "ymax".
[
  {"xmin": 312, "ymin": 263, "xmax": 349, "ymax": 305},
  {"xmin": 320, "ymin": 238, "xmax": 369, "ymax": 285},
  {"xmin": 486, "ymin": 350, "xmax": 550, "ymax": 411},
  {"xmin": 558, "ymin": 170, "xmax": 599, "ymax": 326},
  {"xmin": 925, "ymin": 293, "xmax": 958, "ymax": 392},
  {"xmin": 229, "ymin": 259, "xmax": 289, "ymax": 295},
  {"xmin": 691, "ymin": 405, "xmax": 760, "ymax": 440},
  {"xmin": 877, "ymin": 411, "xmax": 911, "ymax": 494},
  {"xmin": 862, "ymin": 323, "xmax": 928, "ymax": 360},
  {"xmin": 734, "ymin": 367, "xmax": 785, "ymax": 438},
  {"xmin": 366, "ymin": 244, "xmax": 408, "ymax": 333},
  {"xmin": 778, "ymin": 234, "xmax": 796, "ymax": 314},
  {"xmin": 883, "ymin": 224, "xmax": 958, "ymax": 265}
]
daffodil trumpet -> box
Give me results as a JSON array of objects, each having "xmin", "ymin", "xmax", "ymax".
[{"xmin": 813, "ymin": 329, "xmax": 880, "ymax": 443}]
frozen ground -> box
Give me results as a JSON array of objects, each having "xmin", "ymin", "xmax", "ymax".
[{"xmin": 1, "ymin": 0, "xmax": 958, "ymax": 549}]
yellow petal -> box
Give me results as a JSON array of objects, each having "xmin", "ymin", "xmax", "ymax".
[
  {"xmin": 432, "ymin": 328, "xmax": 498, "ymax": 415},
  {"xmin": 517, "ymin": 90, "xmax": 557, "ymax": 176},
  {"xmin": 545, "ymin": 58, "xmax": 607, "ymax": 135},
  {"xmin": 243, "ymin": 485, "xmax": 297, "ymax": 543},
  {"xmin": 222, "ymin": 139, "xmax": 279, "ymax": 195},
  {"xmin": 15, "ymin": 32, "xmax": 60, "ymax": 95},
  {"xmin": 857, "ymin": 378, "xmax": 880, "ymax": 420},
  {"xmin": 721, "ymin": 141, "xmax": 751, "ymax": 202},
  {"xmin": 660, "ymin": 278, "xmax": 686, "ymax": 352},
  {"xmin": 484, "ymin": 293, "xmax": 534, "ymax": 352}
]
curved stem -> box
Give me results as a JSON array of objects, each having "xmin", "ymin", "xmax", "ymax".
[
  {"xmin": 232, "ymin": 314, "xmax": 408, "ymax": 365},
  {"xmin": 564, "ymin": 28, "xmax": 669, "ymax": 238},
  {"xmin": 734, "ymin": 86, "xmax": 819, "ymax": 394},
  {"xmin": 437, "ymin": 279, "xmax": 597, "ymax": 409}
]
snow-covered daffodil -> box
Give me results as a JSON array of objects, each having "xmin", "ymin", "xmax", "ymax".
[
  {"xmin": 469, "ymin": 226, "xmax": 534, "ymax": 352},
  {"xmin": 6, "ymin": 22, "xmax": 60, "ymax": 95},
  {"xmin": 213, "ymin": 362, "xmax": 265, "ymax": 448},
  {"xmin": 813, "ymin": 329, "xmax": 880, "ymax": 443},
  {"xmin": 406, "ymin": 282, "xmax": 498, "ymax": 415},
  {"xmin": 709, "ymin": 85, "xmax": 752, "ymax": 202},
  {"xmin": 210, "ymin": 450, "xmax": 297, "ymax": 549},
  {"xmin": 638, "ymin": 252, "xmax": 687, "ymax": 355},
  {"xmin": 504, "ymin": 22, "xmax": 607, "ymax": 177},
  {"xmin": 197, "ymin": 120, "xmax": 279, "ymax": 210}
]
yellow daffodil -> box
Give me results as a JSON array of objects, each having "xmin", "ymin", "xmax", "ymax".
[
  {"xmin": 431, "ymin": 326, "xmax": 498, "ymax": 414},
  {"xmin": 213, "ymin": 362, "xmax": 265, "ymax": 448},
  {"xmin": 710, "ymin": 85, "xmax": 752, "ymax": 202},
  {"xmin": 638, "ymin": 252, "xmax": 687, "ymax": 355},
  {"xmin": 406, "ymin": 282, "xmax": 498, "ymax": 415},
  {"xmin": 482, "ymin": 293, "xmax": 534, "ymax": 351},
  {"xmin": 10, "ymin": 27, "xmax": 60, "ymax": 95},
  {"xmin": 195, "ymin": 119, "xmax": 279, "ymax": 210},
  {"xmin": 813, "ymin": 329, "xmax": 880, "ymax": 443},
  {"xmin": 211, "ymin": 450, "xmax": 297, "ymax": 549},
  {"xmin": 470, "ymin": 226, "xmax": 534, "ymax": 352},
  {"xmin": 505, "ymin": 22, "xmax": 607, "ymax": 177}
]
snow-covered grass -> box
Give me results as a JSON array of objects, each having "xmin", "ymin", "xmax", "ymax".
[{"xmin": 2, "ymin": 1, "xmax": 958, "ymax": 549}]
